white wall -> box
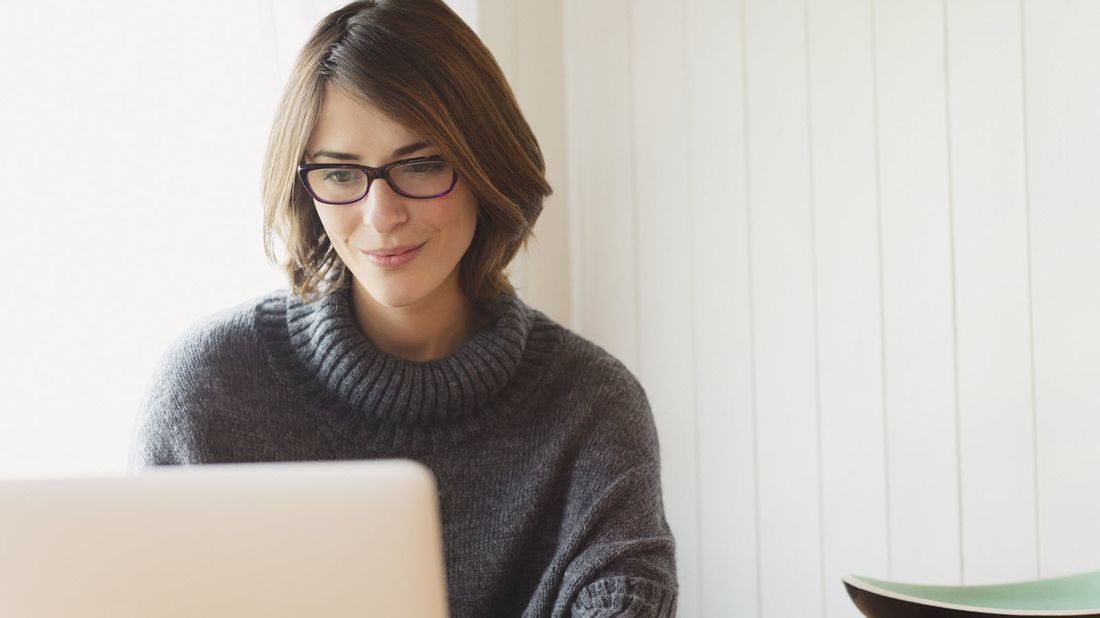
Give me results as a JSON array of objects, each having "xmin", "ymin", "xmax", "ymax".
[
  {"xmin": 0, "ymin": 0, "xmax": 288, "ymax": 479},
  {"xmin": 562, "ymin": 0, "xmax": 1100, "ymax": 617},
  {"xmin": 476, "ymin": 0, "xmax": 573, "ymax": 326}
]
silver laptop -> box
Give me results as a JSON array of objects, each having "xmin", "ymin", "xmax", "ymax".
[{"xmin": 0, "ymin": 460, "xmax": 449, "ymax": 618}]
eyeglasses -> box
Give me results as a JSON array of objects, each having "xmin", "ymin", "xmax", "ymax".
[{"xmin": 297, "ymin": 155, "xmax": 459, "ymax": 204}]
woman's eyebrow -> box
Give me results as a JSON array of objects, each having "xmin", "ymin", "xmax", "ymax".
[
  {"xmin": 309, "ymin": 141, "xmax": 431, "ymax": 161},
  {"xmin": 392, "ymin": 141, "xmax": 431, "ymax": 157},
  {"xmin": 309, "ymin": 150, "xmax": 359, "ymax": 161}
]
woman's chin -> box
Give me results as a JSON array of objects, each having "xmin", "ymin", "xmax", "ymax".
[{"xmin": 361, "ymin": 285, "xmax": 426, "ymax": 309}]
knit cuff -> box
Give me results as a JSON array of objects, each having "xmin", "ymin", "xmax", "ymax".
[{"xmin": 572, "ymin": 576, "xmax": 677, "ymax": 617}]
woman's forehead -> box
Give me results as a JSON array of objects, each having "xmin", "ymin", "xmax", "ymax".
[{"xmin": 307, "ymin": 83, "xmax": 427, "ymax": 160}]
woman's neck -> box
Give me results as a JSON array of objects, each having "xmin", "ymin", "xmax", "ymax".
[{"xmin": 349, "ymin": 274, "xmax": 486, "ymax": 362}]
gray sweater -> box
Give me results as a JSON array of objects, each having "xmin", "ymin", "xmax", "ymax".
[{"xmin": 129, "ymin": 287, "xmax": 677, "ymax": 617}]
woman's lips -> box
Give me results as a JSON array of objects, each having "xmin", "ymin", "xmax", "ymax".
[{"xmin": 361, "ymin": 242, "xmax": 426, "ymax": 268}]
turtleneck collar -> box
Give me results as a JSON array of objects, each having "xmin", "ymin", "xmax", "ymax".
[{"xmin": 255, "ymin": 286, "xmax": 559, "ymax": 450}]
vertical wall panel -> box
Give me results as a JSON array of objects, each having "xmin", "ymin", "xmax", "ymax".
[
  {"xmin": 476, "ymin": 0, "xmax": 524, "ymax": 296},
  {"xmin": 475, "ymin": 0, "xmax": 519, "ymax": 311},
  {"xmin": 565, "ymin": 0, "xmax": 639, "ymax": 372},
  {"xmin": 685, "ymin": 0, "xmax": 759, "ymax": 615},
  {"xmin": 743, "ymin": 0, "xmax": 823, "ymax": 615},
  {"xmin": 561, "ymin": 0, "xmax": 583, "ymax": 333},
  {"xmin": 477, "ymin": 0, "xmax": 572, "ymax": 327},
  {"xmin": 1025, "ymin": 0, "xmax": 1100, "ymax": 578},
  {"xmin": 946, "ymin": 0, "xmax": 1038, "ymax": 585},
  {"xmin": 806, "ymin": 0, "xmax": 890, "ymax": 614},
  {"xmin": 631, "ymin": 1, "xmax": 701, "ymax": 614},
  {"xmin": 441, "ymin": 0, "xmax": 478, "ymax": 31},
  {"xmin": 479, "ymin": 0, "xmax": 575, "ymax": 327},
  {"xmin": 873, "ymin": 0, "xmax": 961, "ymax": 584},
  {"xmin": 511, "ymin": 0, "xmax": 572, "ymax": 327}
]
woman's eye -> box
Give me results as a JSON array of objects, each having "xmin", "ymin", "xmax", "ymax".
[
  {"xmin": 402, "ymin": 162, "xmax": 445, "ymax": 175},
  {"xmin": 322, "ymin": 170, "xmax": 357, "ymax": 184}
]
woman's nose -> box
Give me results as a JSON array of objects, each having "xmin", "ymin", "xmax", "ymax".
[{"xmin": 361, "ymin": 178, "xmax": 409, "ymax": 232}]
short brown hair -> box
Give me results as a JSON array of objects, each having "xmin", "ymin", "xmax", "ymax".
[{"xmin": 261, "ymin": 0, "xmax": 550, "ymax": 304}]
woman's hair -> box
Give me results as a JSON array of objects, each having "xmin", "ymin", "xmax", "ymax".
[{"xmin": 261, "ymin": 0, "xmax": 550, "ymax": 304}]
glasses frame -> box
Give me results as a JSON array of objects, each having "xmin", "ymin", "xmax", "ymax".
[{"xmin": 297, "ymin": 155, "xmax": 459, "ymax": 204}]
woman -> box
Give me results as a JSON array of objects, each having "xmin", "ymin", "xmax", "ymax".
[{"xmin": 130, "ymin": 1, "xmax": 677, "ymax": 615}]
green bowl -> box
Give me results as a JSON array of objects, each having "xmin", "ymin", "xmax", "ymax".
[{"xmin": 844, "ymin": 571, "xmax": 1100, "ymax": 617}]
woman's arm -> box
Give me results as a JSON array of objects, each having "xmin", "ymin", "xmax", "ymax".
[
  {"xmin": 126, "ymin": 307, "xmax": 257, "ymax": 470},
  {"xmin": 127, "ymin": 332, "xmax": 204, "ymax": 470},
  {"xmin": 556, "ymin": 462, "xmax": 677, "ymax": 617},
  {"xmin": 545, "ymin": 370, "xmax": 678, "ymax": 617}
]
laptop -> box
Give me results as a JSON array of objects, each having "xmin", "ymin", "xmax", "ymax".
[{"xmin": 0, "ymin": 460, "xmax": 449, "ymax": 618}]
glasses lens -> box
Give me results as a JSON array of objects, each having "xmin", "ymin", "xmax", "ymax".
[
  {"xmin": 388, "ymin": 159, "xmax": 455, "ymax": 198},
  {"xmin": 305, "ymin": 168, "xmax": 369, "ymax": 203}
]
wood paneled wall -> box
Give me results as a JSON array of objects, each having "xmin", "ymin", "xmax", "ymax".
[{"xmin": 559, "ymin": 1, "xmax": 1100, "ymax": 616}]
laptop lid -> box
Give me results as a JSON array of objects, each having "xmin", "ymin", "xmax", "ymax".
[{"xmin": 0, "ymin": 460, "xmax": 449, "ymax": 618}]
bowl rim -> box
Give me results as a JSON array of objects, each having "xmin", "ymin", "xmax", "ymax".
[{"xmin": 843, "ymin": 574, "xmax": 1100, "ymax": 616}]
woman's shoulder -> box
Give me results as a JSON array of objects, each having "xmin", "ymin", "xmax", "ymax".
[
  {"xmin": 522, "ymin": 310, "xmax": 662, "ymax": 465},
  {"xmin": 524, "ymin": 309, "xmax": 651, "ymax": 423},
  {"xmin": 131, "ymin": 290, "xmax": 290, "ymax": 467},
  {"xmin": 529, "ymin": 311, "xmax": 643, "ymax": 390},
  {"xmin": 158, "ymin": 289, "xmax": 288, "ymax": 373}
]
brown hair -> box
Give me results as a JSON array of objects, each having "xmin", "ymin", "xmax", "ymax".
[{"xmin": 261, "ymin": 0, "xmax": 550, "ymax": 304}]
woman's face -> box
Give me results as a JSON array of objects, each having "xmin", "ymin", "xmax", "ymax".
[{"xmin": 304, "ymin": 83, "xmax": 478, "ymax": 310}]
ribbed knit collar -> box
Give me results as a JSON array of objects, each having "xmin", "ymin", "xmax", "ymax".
[{"xmin": 255, "ymin": 286, "xmax": 559, "ymax": 449}]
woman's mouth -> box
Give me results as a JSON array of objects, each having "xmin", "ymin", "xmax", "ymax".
[{"xmin": 361, "ymin": 242, "xmax": 426, "ymax": 268}]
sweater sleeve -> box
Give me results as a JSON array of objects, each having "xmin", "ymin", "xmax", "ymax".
[
  {"xmin": 128, "ymin": 299, "xmax": 275, "ymax": 470},
  {"xmin": 560, "ymin": 462, "xmax": 678, "ymax": 617},
  {"xmin": 550, "ymin": 362, "xmax": 678, "ymax": 617},
  {"xmin": 127, "ymin": 328, "xmax": 206, "ymax": 470}
]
